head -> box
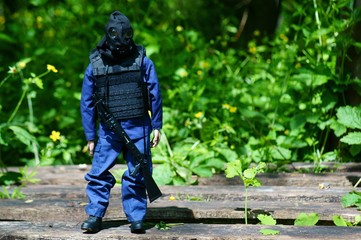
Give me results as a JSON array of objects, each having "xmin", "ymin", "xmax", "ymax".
[{"xmin": 105, "ymin": 11, "xmax": 134, "ymax": 57}]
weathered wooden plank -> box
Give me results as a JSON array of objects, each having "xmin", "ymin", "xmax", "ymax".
[
  {"xmin": 6, "ymin": 164, "xmax": 361, "ymax": 187},
  {"xmin": 17, "ymin": 185, "xmax": 355, "ymax": 203},
  {"xmin": 0, "ymin": 221, "xmax": 360, "ymax": 240},
  {"xmin": 0, "ymin": 191, "xmax": 359, "ymax": 222}
]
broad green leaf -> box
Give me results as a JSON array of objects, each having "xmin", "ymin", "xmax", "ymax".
[
  {"xmin": 193, "ymin": 166, "xmax": 213, "ymax": 178},
  {"xmin": 215, "ymin": 147, "xmax": 238, "ymax": 162},
  {"xmin": 206, "ymin": 158, "xmax": 226, "ymax": 169},
  {"xmin": 225, "ymin": 160, "xmax": 242, "ymax": 178},
  {"xmin": 294, "ymin": 213, "xmax": 319, "ymax": 226},
  {"xmin": 355, "ymin": 215, "xmax": 361, "ymax": 225},
  {"xmin": 350, "ymin": 145, "xmax": 361, "ymax": 157},
  {"xmin": 257, "ymin": 214, "xmax": 277, "ymax": 225},
  {"xmin": 330, "ymin": 120, "xmax": 347, "ymax": 137},
  {"xmin": 290, "ymin": 114, "xmax": 307, "ymax": 130},
  {"xmin": 336, "ymin": 106, "xmax": 361, "ymax": 129},
  {"xmin": 8, "ymin": 126, "xmax": 36, "ymax": 147},
  {"xmin": 341, "ymin": 191, "xmax": 361, "ymax": 208},
  {"xmin": 0, "ymin": 33, "xmax": 16, "ymax": 43},
  {"xmin": 271, "ymin": 146, "xmax": 292, "ymax": 160},
  {"xmin": 333, "ymin": 215, "xmax": 348, "ymax": 226},
  {"xmin": 259, "ymin": 229, "xmax": 280, "ymax": 235},
  {"xmin": 340, "ymin": 132, "xmax": 361, "ymax": 145},
  {"xmin": 153, "ymin": 164, "xmax": 174, "ymax": 185},
  {"xmin": 243, "ymin": 168, "xmax": 256, "ymax": 179}
]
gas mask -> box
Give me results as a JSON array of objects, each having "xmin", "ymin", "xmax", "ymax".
[{"xmin": 105, "ymin": 11, "xmax": 134, "ymax": 57}]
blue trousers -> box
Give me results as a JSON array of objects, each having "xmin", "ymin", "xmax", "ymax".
[{"xmin": 84, "ymin": 131, "xmax": 151, "ymax": 222}]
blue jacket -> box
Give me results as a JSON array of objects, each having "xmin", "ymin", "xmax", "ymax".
[{"xmin": 80, "ymin": 56, "xmax": 162, "ymax": 141}]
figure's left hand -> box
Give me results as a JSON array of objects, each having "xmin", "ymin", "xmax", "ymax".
[{"xmin": 151, "ymin": 129, "xmax": 161, "ymax": 148}]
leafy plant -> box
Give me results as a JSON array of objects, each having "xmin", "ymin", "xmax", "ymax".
[
  {"xmin": 294, "ymin": 212, "xmax": 319, "ymax": 226},
  {"xmin": 0, "ymin": 166, "xmax": 39, "ymax": 199},
  {"xmin": 331, "ymin": 106, "xmax": 361, "ymax": 157},
  {"xmin": 155, "ymin": 221, "xmax": 183, "ymax": 231},
  {"xmin": 333, "ymin": 214, "xmax": 361, "ymax": 227},
  {"xmin": 341, "ymin": 190, "xmax": 361, "ymax": 210},
  {"xmin": 258, "ymin": 214, "xmax": 280, "ymax": 235},
  {"xmin": 225, "ymin": 161, "xmax": 266, "ymax": 224}
]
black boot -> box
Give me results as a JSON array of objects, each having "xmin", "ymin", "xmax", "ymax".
[
  {"xmin": 81, "ymin": 216, "xmax": 102, "ymax": 233},
  {"xmin": 130, "ymin": 221, "xmax": 145, "ymax": 234}
]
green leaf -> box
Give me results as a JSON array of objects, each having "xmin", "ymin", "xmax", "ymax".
[
  {"xmin": 8, "ymin": 125, "xmax": 36, "ymax": 147},
  {"xmin": 153, "ymin": 164, "xmax": 174, "ymax": 185},
  {"xmin": 271, "ymin": 146, "xmax": 292, "ymax": 160},
  {"xmin": 340, "ymin": 132, "xmax": 361, "ymax": 145},
  {"xmin": 336, "ymin": 106, "xmax": 361, "ymax": 129},
  {"xmin": 333, "ymin": 215, "xmax": 348, "ymax": 226},
  {"xmin": 243, "ymin": 168, "xmax": 256, "ymax": 179},
  {"xmin": 225, "ymin": 160, "xmax": 242, "ymax": 178},
  {"xmin": 193, "ymin": 166, "xmax": 213, "ymax": 178},
  {"xmin": 330, "ymin": 120, "xmax": 347, "ymax": 137},
  {"xmin": 0, "ymin": 171, "xmax": 22, "ymax": 186},
  {"xmin": 257, "ymin": 214, "xmax": 277, "ymax": 225},
  {"xmin": 355, "ymin": 215, "xmax": 361, "ymax": 225},
  {"xmin": 341, "ymin": 191, "xmax": 361, "ymax": 208},
  {"xmin": 350, "ymin": 145, "xmax": 361, "ymax": 157},
  {"xmin": 294, "ymin": 213, "xmax": 319, "ymax": 226},
  {"xmin": 259, "ymin": 229, "xmax": 280, "ymax": 235}
]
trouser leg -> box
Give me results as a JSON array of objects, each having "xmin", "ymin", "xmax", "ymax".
[
  {"xmin": 84, "ymin": 136, "xmax": 121, "ymax": 218},
  {"xmin": 121, "ymin": 135, "xmax": 152, "ymax": 222}
]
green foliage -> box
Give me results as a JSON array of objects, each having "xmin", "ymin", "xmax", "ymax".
[
  {"xmin": 333, "ymin": 214, "xmax": 361, "ymax": 227},
  {"xmin": 0, "ymin": 1, "xmax": 360, "ymax": 181},
  {"xmin": 225, "ymin": 161, "xmax": 266, "ymax": 224},
  {"xmin": 0, "ymin": 166, "xmax": 39, "ymax": 199},
  {"xmin": 341, "ymin": 190, "xmax": 361, "ymax": 210},
  {"xmin": 294, "ymin": 213, "xmax": 319, "ymax": 226},
  {"xmin": 257, "ymin": 214, "xmax": 277, "ymax": 225},
  {"xmin": 155, "ymin": 221, "xmax": 184, "ymax": 231}
]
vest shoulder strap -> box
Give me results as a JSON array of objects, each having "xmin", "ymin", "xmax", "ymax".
[{"xmin": 89, "ymin": 46, "xmax": 145, "ymax": 76}]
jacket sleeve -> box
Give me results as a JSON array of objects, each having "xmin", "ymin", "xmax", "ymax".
[
  {"xmin": 80, "ymin": 64, "xmax": 96, "ymax": 141},
  {"xmin": 143, "ymin": 57, "xmax": 163, "ymax": 130}
]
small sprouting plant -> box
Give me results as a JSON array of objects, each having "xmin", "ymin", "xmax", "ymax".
[
  {"xmin": 0, "ymin": 166, "xmax": 39, "ymax": 199},
  {"xmin": 257, "ymin": 214, "xmax": 280, "ymax": 236},
  {"xmin": 225, "ymin": 161, "xmax": 266, "ymax": 224},
  {"xmin": 155, "ymin": 221, "xmax": 184, "ymax": 231},
  {"xmin": 294, "ymin": 212, "xmax": 319, "ymax": 226}
]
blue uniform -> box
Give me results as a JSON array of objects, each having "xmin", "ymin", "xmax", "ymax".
[{"xmin": 80, "ymin": 56, "xmax": 162, "ymax": 222}]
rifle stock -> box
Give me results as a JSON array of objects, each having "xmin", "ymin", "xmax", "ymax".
[{"xmin": 93, "ymin": 92, "xmax": 162, "ymax": 203}]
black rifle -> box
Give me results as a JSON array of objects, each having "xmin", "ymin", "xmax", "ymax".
[{"xmin": 93, "ymin": 92, "xmax": 162, "ymax": 203}]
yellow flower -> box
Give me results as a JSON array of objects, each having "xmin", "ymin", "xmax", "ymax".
[
  {"xmin": 195, "ymin": 112, "xmax": 203, "ymax": 119},
  {"xmin": 0, "ymin": 16, "xmax": 5, "ymax": 25},
  {"xmin": 222, "ymin": 104, "xmax": 231, "ymax": 109},
  {"xmin": 280, "ymin": 33, "xmax": 289, "ymax": 43},
  {"xmin": 47, "ymin": 64, "xmax": 58, "ymax": 73},
  {"xmin": 49, "ymin": 130, "xmax": 61, "ymax": 142},
  {"xmin": 176, "ymin": 25, "xmax": 183, "ymax": 32},
  {"xmin": 17, "ymin": 61, "xmax": 27, "ymax": 69},
  {"xmin": 229, "ymin": 106, "xmax": 237, "ymax": 113},
  {"xmin": 169, "ymin": 196, "xmax": 176, "ymax": 201},
  {"xmin": 199, "ymin": 61, "xmax": 210, "ymax": 69},
  {"xmin": 249, "ymin": 46, "xmax": 257, "ymax": 54}
]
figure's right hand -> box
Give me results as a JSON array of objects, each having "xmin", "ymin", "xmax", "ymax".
[{"xmin": 87, "ymin": 140, "xmax": 95, "ymax": 157}]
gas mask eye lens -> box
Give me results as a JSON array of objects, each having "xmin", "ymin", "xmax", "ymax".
[
  {"xmin": 124, "ymin": 29, "xmax": 133, "ymax": 38},
  {"xmin": 108, "ymin": 28, "xmax": 118, "ymax": 38}
]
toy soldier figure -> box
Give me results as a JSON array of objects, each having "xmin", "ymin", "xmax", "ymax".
[{"xmin": 80, "ymin": 10, "xmax": 162, "ymax": 234}]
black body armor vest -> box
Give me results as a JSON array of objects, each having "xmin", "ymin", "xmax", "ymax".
[{"xmin": 90, "ymin": 45, "xmax": 149, "ymax": 120}]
